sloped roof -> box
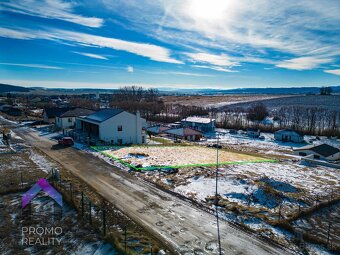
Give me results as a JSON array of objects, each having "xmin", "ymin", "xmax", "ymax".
[
  {"xmin": 165, "ymin": 127, "xmax": 202, "ymax": 137},
  {"xmin": 60, "ymin": 108, "xmax": 94, "ymax": 118},
  {"xmin": 295, "ymin": 143, "xmax": 340, "ymax": 157},
  {"xmin": 181, "ymin": 116, "xmax": 215, "ymax": 124},
  {"xmin": 275, "ymin": 129, "xmax": 304, "ymax": 137},
  {"xmin": 83, "ymin": 108, "xmax": 124, "ymax": 123},
  {"xmin": 147, "ymin": 125, "xmax": 170, "ymax": 134},
  {"xmin": 43, "ymin": 107, "xmax": 73, "ymax": 118}
]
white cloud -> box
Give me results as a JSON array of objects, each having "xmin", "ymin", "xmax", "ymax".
[
  {"xmin": 186, "ymin": 52, "xmax": 239, "ymax": 72},
  {"xmin": 187, "ymin": 53, "xmax": 238, "ymax": 67},
  {"xmin": 102, "ymin": 0, "xmax": 340, "ymax": 68},
  {"xmin": 0, "ymin": 27, "xmax": 182, "ymax": 64},
  {"xmin": 276, "ymin": 57, "xmax": 332, "ymax": 70},
  {"xmin": 0, "ymin": 0, "xmax": 103, "ymax": 28},
  {"xmin": 0, "ymin": 62, "xmax": 63, "ymax": 69},
  {"xmin": 192, "ymin": 65, "xmax": 238, "ymax": 73},
  {"xmin": 324, "ymin": 69, "xmax": 340, "ymax": 76},
  {"xmin": 73, "ymin": 51, "xmax": 108, "ymax": 60},
  {"xmin": 0, "ymin": 27, "xmax": 37, "ymax": 40},
  {"xmin": 0, "ymin": 79, "xmax": 223, "ymax": 89},
  {"xmin": 146, "ymin": 71, "xmax": 214, "ymax": 77},
  {"xmin": 127, "ymin": 66, "xmax": 134, "ymax": 73}
]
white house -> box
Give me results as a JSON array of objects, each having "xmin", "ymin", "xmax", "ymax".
[
  {"xmin": 42, "ymin": 107, "xmax": 73, "ymax": 123},
  {"xmin": 55, "ymin": 108, "xmax": 94, "ymax": 129},
  {"xmin": 294, "ymin": 143, "xmax": 340, "ymax": 161},
  {"xmin": 76, "ymin": 108, "xmax": 146, "ymax": 144},
  {"xmin": 181, "ymin": 116, "xmax": 215, "ymax": 132},
  {"xmin": 274, "ymin": 129, "xmax": 304, "ymax": 143},
  {"xmin": 164, "ymin": 127, "xmax": 203, "ymax": 141}
]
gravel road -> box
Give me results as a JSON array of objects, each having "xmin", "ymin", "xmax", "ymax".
[{"xmin": 15, "ymin": 126, "xmax": 292, "ymax": 255}]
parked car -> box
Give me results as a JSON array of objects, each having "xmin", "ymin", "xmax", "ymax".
[{"xmin": 58, "ymin": 137, "xmax": 74, "ymax": 146}]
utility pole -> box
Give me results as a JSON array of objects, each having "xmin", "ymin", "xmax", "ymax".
[{"xmin": 215, "ymin": 132, "xmax": 222, "ymax": 255}]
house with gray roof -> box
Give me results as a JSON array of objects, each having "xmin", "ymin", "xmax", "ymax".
[
  {"xmin": 294, "ymin": 143, "xmax": 340, "ymax": 161},
  {"xmin": 164, "ymin": 127, "xmax": 203, "ymax": 141},
  {"xmin": 274, "ymin": 129, "xmax": 304, "ymax": 143},
  {"xmin": 181, "ymin": 116, "xmax": 215, "ymax": 132},
  {"xmin": 76, "ymin": 108, "xmax": 146, "ymax": 145},
  {"xmin": 55, "ymin": 108, "xmax": 95, "ymax": 129}
]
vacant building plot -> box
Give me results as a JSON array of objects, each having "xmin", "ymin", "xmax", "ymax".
[{"xmin": 94, "ymin": 145, "xmax": 274, "ymax": 170}]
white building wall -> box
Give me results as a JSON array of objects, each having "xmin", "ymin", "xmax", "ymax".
[
  {"xmin": 294, "ymin": 150, "xmax": 340, "ymax": 161},
  {"xmin": 275, "ymin": 132, "xmax": 303, "ymax": 143},
  {"xmin": 99, "ymin": 111, "xmax": 146, "ymax": 144},
  {"xmin": 55, "ymin": 117, "xmax": 76, "ymax": 129}
]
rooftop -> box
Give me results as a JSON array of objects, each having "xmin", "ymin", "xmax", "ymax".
[
  {"xmin": 60, "ymin": 108, "xmax": 95, "ymax": 118},
  {"xmin": 83, "ymin": 108, "xmax": 124, "ymax": 123},
  {"xmin": 181, "ymin": 116, "xmax": 215, "ymax": 124},
  {"xmin": 165, "ymin": 127, "xmax": 202, "ymax": 137},
  {"xmin": 294, "ymin": 143, "xmax": 340, "ymax": 157}
]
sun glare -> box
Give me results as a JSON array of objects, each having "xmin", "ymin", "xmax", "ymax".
[{"xmin": 187, "ymin": 0, "xmax": 230, "ymax": 21}]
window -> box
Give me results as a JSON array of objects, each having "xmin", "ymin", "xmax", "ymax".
[
  {"xmin": 68, "ymin": 118, "xmax": 72, "ymax": 123},
  {"xmin": 118, "ymin": 125, "xmax": 123, "ymax": 131}
]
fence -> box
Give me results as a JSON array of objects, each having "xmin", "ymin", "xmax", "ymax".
[{"xmin": 49, "ymin": 168, "xmax": 164, "ymax": 254}]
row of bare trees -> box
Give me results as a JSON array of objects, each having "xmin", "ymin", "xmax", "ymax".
[
  {"xmin": 109, "ymin": 86, "xmax": 208, "ymax": 122},
  {"xmin": 273, "ymin": 106, "xmax": 338, "ymax": 136},
  {"xmin": 218, "ymin": 105, "xmax": 339, "ymax": 137}
]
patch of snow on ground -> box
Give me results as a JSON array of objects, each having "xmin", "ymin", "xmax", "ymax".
[{"xmin": 29, "ymin": 150, "xmax": 57, "ymax": 173}]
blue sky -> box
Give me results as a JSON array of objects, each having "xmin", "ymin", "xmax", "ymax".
[{"xmin": 0, "ymin": 0, "xmax": 340, "ymax": 89}]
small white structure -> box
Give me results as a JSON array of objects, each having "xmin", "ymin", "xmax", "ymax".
[
  {"xmin": 274, "ymin": 129, "xmax": 304, "ymax": 143},
  {"xmin": 181, "ymin": 116, "xmax": 215, "ymax": 132},
  {"xmin": 247, "ymin": 128, "xmax": 260, "ymax": 138},
  {"xmin": 164, "ymin": 127, "xmax": 203, "ymax": 141},
  {"xmin": 294, "ymin": 143, "xmax": 340, "ymax": 161},
  {"xmin": 76, "ymin": 108, "xmax": 146, "ymax": 144},
  {"xmin": 55, "ymin": 108, "xmax": 94, "ymax": 129}
]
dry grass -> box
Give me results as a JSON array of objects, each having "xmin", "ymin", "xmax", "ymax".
[{"xmin": 103, "ymin": 146, "xmax": 264, "ymax": 167}]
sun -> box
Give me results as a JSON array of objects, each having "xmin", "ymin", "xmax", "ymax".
[{"xmin": 187, "ymin": 0, "xmax": 231, "ymax": 21}]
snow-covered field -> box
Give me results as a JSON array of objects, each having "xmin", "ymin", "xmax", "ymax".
[{"xmin": 202, "ymin": 129, "xmax": 340, "ymax": 157}]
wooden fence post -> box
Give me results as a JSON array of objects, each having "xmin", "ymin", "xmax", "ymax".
[
  {"xmin": 81, "ymin": 192, "xmax": 84, "ymax": 218},
  {"xmin": 327, "ymin": 221, "xmax": 332, "ymax": 247},
  {"xmin": 89, "ymin": 200, "xmax": 92, "ymax": 224},
  {"xmin": 124, "ymin": 225, "xmax": 127, "ymax": 253},
  {"xmin": 102, "ymin": 207, "xmax": 106, "ymax": 236}
]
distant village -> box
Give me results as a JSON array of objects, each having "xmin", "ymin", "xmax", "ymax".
[{"xmin": 1, "ymin": 86, "xmax": 339, "ymax": 167}]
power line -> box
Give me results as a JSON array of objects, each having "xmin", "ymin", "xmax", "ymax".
[{"xmin": 215, "ymin": 132, "xmax": 222, "ymax": 255}]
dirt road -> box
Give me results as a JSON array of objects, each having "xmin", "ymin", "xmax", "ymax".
[{"xmin": 17, "ymin": 127, "xmax": 291, "ymax": 255}]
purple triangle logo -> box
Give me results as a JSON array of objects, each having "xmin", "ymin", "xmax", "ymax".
[{"xmin": 22, "ymin": 178, "xmax": 62, "ymax": 208}]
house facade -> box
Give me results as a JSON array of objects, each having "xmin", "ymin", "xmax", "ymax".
[
  {"xmin": 55, "ymin": 108, "xmax": 94, "ymax": 129},
  {"xmin": 181, "ymin": 116, "xmax": 215, "ymax": 133},
  {"xmin": 274, "ymin": 129, "xmax": 304, "ymax": 143},
  {"xmin": 294, "ymin": 144, "xmax": 340, "ymax": 161},
  {"xmin": 76, "ymin": 108, "xmax": 146, "ymax": 144},
  {"xmin": 42, "ymin": 107, "xmax": 73, "ymax": 123}
]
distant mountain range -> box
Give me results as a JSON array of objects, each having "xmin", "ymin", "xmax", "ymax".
[
  {"xmin": 1, "ymin": 83, "xmax": 339, "ymax": 95},
  {"xmin": 0, "ymin": 83, "xmax": 31, "ymax": 93},
  {"xmin": 164, "ymin": 86, "xmax": 340, "ymax": 95}
]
